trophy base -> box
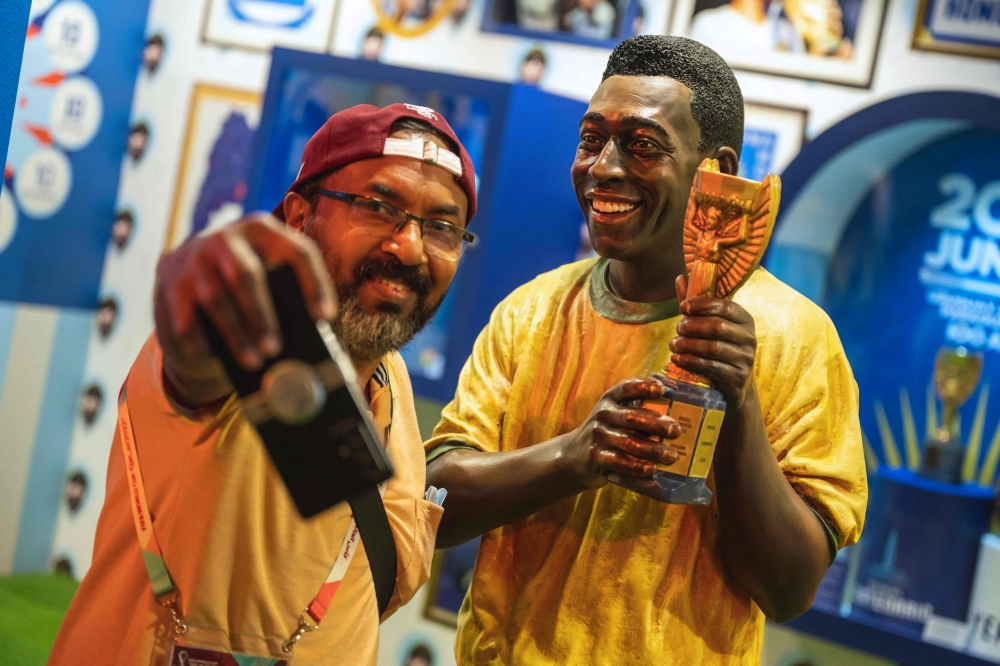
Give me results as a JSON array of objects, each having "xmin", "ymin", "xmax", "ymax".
[
  {"xmin": 608, "ymin": 470, "xmax": 714, "ymax": 505},
  {"xmin": 611, "ymin": 376, "xmax": 726, "ymax": 505},
  {"xmin": 919, "ymin": 436, "xmax": 963, "ymax": 484}
]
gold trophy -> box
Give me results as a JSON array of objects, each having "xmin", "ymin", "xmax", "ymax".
[
  {"xmin": 920, "ymin": 347, "xmax": 983, "ymax": 483},
  {"xmin": 609, "ymin": 158, "xmax": 780, "ymax": 504}
]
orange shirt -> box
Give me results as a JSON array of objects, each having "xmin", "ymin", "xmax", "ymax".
[{"xmin": 49, "ymin": 334, "xmax": 441, "ymax": 665}]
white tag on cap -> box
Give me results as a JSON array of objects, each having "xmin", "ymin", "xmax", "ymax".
[{"xmin": 383, "ymin": 137, "xmax": 463, "ymax": 177}]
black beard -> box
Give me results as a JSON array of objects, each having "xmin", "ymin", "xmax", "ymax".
[{"xmin": 331, "ymin": 255, "xmax": 444, "ymax": 362}]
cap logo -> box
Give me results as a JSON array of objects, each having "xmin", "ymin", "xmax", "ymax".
[
  {"xmin": 383, "ymin": 137, "xmax": 463, "ymax": 177},
  {"xmin": 405, "ymin": 104, "xmax": 438, "ymax": 120}
]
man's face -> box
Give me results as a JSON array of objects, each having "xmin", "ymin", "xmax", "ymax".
[
  {"xmin": 143, "ymin": 43, "xmax": 163, "ymax": 73},
  {"xmin": 287, "ymin": 131, "xmax": 468, "ymax": 362},
  {"xmin": 97, "ymin": 304, "xmax": 117, "ymax": 336},
  {"xmin": 571, "ymin": 75, "xmax": 704, "ymax": 263},
  {"xmin": 520, "ymin": 58, "xmax": 544, "ymax": 84},
  {"xmin": 361, "ymin": 35, "xmax": 383, "ymax": 60},
  {"xmin": 128, "ymin": 130, "xmax": 147, "ymax": 160},
  {"xmin": 112, "ymin": 218, "xmax": 132, "ymax": 248},
  {"xmin": 81, "ymin": 394, "xmax": 100, "ymax": 423}
]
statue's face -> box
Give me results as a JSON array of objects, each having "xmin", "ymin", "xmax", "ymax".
[
  {"xmin": 571, "ymin": 75, "xmax": 704, "ymax": 263},
  {"xmin": 705, "ymin": 207, "xmax": 722, "ymax": 229}
]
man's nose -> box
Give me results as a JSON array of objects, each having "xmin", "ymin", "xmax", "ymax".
[
  {"xmin": 592, "ymin": 140, "xmax": 627, "ymax": 184},
  {"xmin": 381, "ymin": 219, "xmax": 428, "ymax": 266}
]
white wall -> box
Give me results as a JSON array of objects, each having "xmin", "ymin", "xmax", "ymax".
[{"xmin": 37, "ymin": 0, "xmax": 999, "ymax": 664}]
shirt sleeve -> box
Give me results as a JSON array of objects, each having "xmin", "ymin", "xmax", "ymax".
[
  {"xmin": 758, "ymin": 307, "xmax": 868, "ymax": 551},
  {"xmin": 425, "ymin": 289, "xmax": 521, "ymax": 456}
]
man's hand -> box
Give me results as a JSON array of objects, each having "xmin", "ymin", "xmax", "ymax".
[
  {"xmin": 558, "ymin": 378, "xmax": 681, "ymax": 489},
  {"xmin": 154, "ymin": 214, "xmax": 337, "ymax": 407},
  {"xmin": 668, "ymin": 275, "xmax": 757, "ymax": 410}
]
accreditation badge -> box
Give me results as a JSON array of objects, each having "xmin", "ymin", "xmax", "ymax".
[{"xmin": 167, "ymin": 644, "xmax": 288, "ymax": 666}]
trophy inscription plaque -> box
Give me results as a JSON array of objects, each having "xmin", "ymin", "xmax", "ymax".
[{"xmin": 609, "ymin": 158, "xmax": 780, "ymax": 504}]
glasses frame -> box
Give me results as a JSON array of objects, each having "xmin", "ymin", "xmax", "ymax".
[{"xmin": 315, "ymin": 189, "xmax": 475, "ymax": 260}]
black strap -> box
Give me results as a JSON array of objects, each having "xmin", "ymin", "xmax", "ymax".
[{"xmin": 349, "ymin": 485, "xmax": 397, "ymax": 618}]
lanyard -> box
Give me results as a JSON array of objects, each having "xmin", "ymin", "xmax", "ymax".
[{"xmin": 117, "ymin": 368, "xmax": 392, "ymax": 652}]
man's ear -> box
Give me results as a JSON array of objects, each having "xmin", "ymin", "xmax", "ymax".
[
  {"xmin": 709, "ymin": 146, "xmax": 740, "ymax": 177},
  {"xmin": 283, "ymin": 191, "xmax": 310, "ymax": 232}
]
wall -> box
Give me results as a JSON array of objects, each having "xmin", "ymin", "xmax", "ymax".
[{"xmin": 0, "ymin": 0, "xmax": 996, "ymax": 664}]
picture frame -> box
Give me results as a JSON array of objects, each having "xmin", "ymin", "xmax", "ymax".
[
  {"xmin": 741, "ymin": 102, "xmax": 808, "ymax": 180},
  {"xmin": 423, "ymin": 537, "xmax": 481, "ymax": 627},
  {"xmin": 201, "ymin": 0, "xmax": 339, "ymax": 52},
  {"xmin": 670, "ymin": 0, "xmax": 888, "ymax": 87},
  {"xmin": 164, "ymin": 84, "xmax": 262, "ymax": 252},
  {"xmin": 912, "ymin": 0, "xmax": 1000, "ymax": 60},
  {"xmin": 481, "ymin": 0, "xmax": 670, "ymax": 49}
]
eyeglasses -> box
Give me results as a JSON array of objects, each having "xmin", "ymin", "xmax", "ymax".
[{"xmin": 316, "ymin": 189, "xmax": 475, "ymax": 262}]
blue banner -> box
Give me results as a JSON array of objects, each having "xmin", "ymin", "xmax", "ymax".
[{"xmin": 1, "ymin": 0, "xmax": 149, "ymax": 309}]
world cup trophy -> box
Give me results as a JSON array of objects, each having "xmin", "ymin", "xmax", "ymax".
[
  {"xmin": 920, "ymin": 347, "xmax": 983, "ymax": 483},
  {"xmin": 609, "ymin": 158, "xmax": 780, "ymax": 504}
]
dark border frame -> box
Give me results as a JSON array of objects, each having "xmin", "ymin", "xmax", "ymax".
[
  {"xmin": 480, "ymin": 0, "xmax": 644, "ymax": 49},
  {"xmin": 671, "ymin": 0, "xmax": 889, "ymax": 88}
]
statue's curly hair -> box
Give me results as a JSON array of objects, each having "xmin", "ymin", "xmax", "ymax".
[{"xmin": 603, "ymin": 35, "xmax": 744, "ymax": 158}]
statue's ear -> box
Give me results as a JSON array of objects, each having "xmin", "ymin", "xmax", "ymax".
[{"xmin": 709, "ymin": 146, "xmax": 739, "ymax": 176}]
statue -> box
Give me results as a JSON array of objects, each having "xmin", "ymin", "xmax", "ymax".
[{"xmin": 610, "ymin": 159, "xmax": 780, "ymax": 504}]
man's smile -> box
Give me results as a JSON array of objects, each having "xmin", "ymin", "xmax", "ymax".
[
  {"xmin": 364, "ymin": 276, "xmax": 416, "ymax": 305},
  {"xmin": 587, "ymin": 193, "xmax": 644, "ymax": 224}
]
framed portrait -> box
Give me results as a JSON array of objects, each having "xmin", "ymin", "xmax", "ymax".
[
  {"xmin": 481, "ymin": 0, "xmax": 671, "ymax": 49},
  {"xmin": 165, "ymin": 84, "xmax": 262, "ymax": 252},
  {"xmin": 202, "ymin": 0, "xmax": 338, "ymax": 52},
  {"xmin": 912, "ymin": 0, "xmax": 1000, "ymax": 60},
  {"xmin": 740, "ymin": 102, "xmax": 808, "ymax": 180},
  {"xmin": 671, "ymin": 0, "xmax": 887, "ymax": 86},
  {"xmin": 423, "ymin": 537, "xmax": 481, "ymax": 627}
]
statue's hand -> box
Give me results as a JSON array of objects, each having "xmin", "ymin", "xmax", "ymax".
[{"xmin": 668, "ymin": 275, "xmax": 758, "ymax": 410}]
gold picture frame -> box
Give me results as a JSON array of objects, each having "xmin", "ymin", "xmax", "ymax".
[
  {"xmin": 912, "ymin": 0, "xmax": 1000, "ymax": 60},
  {"xmin": 164, "ymin": 83, "xmax": 262, "ymax": 252}
]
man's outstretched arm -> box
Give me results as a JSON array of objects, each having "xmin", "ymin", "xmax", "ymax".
[{"xmin": 427, "ymin": 378, "xmax": 681, "ymax": 548}]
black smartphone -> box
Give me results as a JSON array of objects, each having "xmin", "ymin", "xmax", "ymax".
[{"xmin": 201, "ymin": 264, "xmax": 393, "ymax": 518}]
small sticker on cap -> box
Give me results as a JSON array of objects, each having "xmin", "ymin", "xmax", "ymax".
[{"xmin": 405, "ymin": 104, "xmax": 438, "ymax": 120}]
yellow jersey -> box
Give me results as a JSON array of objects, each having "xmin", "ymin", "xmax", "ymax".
[{"xmin": 426, "ymin": 258, "xmax": 867, "ymax": 665}]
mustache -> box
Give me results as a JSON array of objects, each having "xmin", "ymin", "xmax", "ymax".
[{"xmin": 354, "ymin": 256, "xmax": 432, "ymax": 297}]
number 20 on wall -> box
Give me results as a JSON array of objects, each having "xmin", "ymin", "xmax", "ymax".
[{"xmin": 931, "ymin": 173, "xmax": 1000, "ymax": 237}]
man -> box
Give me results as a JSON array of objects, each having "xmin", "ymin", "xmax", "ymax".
[
  {"xmin": 50, "ymin": 103, "xmax": 478, "ymax": 665},
  {"xmin": 425, "ymin": 35, "xmax": 866, "ymax": 664},
  {"xmin": 127, "ymin": 122, "xmax": 149, "ymax": 162},
  {"xmin": 111, "ymin": 209, "xmax": 134, "ymax": 250},
  {"xmin": 95, "ymin": 296, "xmax": 117, "ymax": 338},
  {"xmin": 519, "ymin": 48, "xmax": 547, "ymax": 85}
]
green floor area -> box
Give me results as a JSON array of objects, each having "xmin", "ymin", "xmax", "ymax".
[{"xmin": 0, "ymin": 574, "xmax": 78, "ymax": 666}]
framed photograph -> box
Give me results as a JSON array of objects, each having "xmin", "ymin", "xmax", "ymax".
[
  {"xmin": 912, "ymin": 0, "xmax": 1000, "ymax": 60},
  {"xmin": 482, "ymin": 0, "xmax": 668, "ymax": 49},
  {"xmin": 165, "ymin": 84, "xmax": 262, "ymax": 252},
  {"xmin": 202, "ymin": 0, "xmax": 338, "ymax": 52},
  {"xmin": 671, "ymin": 0, "xmax": 887, "ymax": 87},
  {"xmin": 740, "ymin": 102, "xmax": 808, "ymax": 180},
  {"xmin": 423, "ymin": 537, "xmax": 481, "ymax": 627}
]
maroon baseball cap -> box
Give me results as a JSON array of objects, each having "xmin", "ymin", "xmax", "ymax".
[{"xmin": 271, "ymin": 103, "xmax": 477, "ymax": 223}]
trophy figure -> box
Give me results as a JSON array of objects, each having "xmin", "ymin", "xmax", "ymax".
[
  {"xmin": 920, "ymin": 347, "xmax": 982, "ymax": 484},
  {"xmin": 609, "ymin": 158, "xmax": 780, "ymax": 505}
]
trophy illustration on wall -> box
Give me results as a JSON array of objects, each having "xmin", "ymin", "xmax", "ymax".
[
  {"xmin": 921, "ymin": 347, "xmax": 983, "ymax": 483},
  {"xmin": 609, "ymin": 158, "xmax": 780, "ymax": 504}
]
